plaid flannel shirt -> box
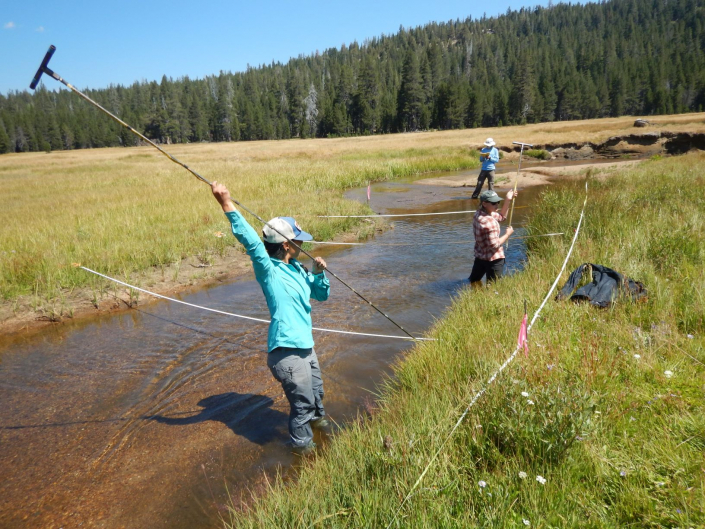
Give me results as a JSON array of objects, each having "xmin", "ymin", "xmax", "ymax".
[{"xmin": 473, "ymin": 208, "xmax": 506, "ymax": 261}]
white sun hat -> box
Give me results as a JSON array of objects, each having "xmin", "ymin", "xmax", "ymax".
[{"xmin": 484, "ymin": 137, "xmax": 496, "ymax": 147}]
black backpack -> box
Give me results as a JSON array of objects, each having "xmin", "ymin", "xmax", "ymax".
[{"xmin": 555, "ymin": 263, "xmax": 648, "ymax": 308}]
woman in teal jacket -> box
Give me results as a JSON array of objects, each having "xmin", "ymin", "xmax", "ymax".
[{"xmin": 211, "ymin": 182, "xmax": 330, "ymax": 454}]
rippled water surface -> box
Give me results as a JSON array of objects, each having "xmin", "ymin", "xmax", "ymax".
[{"xmin": 0, "ymin": 173, "xmax": 545, "ymax": 528}]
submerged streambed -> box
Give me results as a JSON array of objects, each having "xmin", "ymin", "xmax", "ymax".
[{"xmin": 0, "ymin": 170, "xmax": 544, "ymax": 528}]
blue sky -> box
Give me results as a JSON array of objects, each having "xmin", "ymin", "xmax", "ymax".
[{"xmin": 1, "ymin": 0, "xmax": 552, "ymax": 96}]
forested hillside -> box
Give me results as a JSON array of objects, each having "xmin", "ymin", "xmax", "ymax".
[{"xmin": 1, "ymin": 0, "xmax": 703, "ymax": 153}]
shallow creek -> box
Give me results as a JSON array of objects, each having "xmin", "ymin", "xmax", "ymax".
[{"xmin": 0, "ymin": 170, "xmax": 546, "ymax": 528}]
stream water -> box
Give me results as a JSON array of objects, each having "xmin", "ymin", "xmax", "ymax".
[{"xmin": 0, "ymin": 169, "xmax": 546, "ymax": 528}]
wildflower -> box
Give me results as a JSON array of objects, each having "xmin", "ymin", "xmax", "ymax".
[
  {"xmin": 494, "ymin": 291, "xmax": 499, "ymax": 295},
  {"xmin": 523, "ymin": 519, "xmax": 531, "ymax": 526},
  {"xmin": 476, "ymin": 424, "xmax": 483, "ymax": 429},
  {"xmin": 687, "ymin": 334, "xmax": 694, "ymax": 339},
  {"xmin": 629, "ymin": 416, "xmax": 636, "ymax": 422},
  {"xmin": 527, "ymin": 400, "xmax": 535, "ymax": 405},
  {"xmin": 518, "ymin": 471, "xmax": 527, "ymax": 479},
  {"xmin": 521, "ymin": 391, "xmax": 530, "ymax": 397},
  {"xmin": 594, "ymin": 410, "xmax": 601, "ymax": 415},
  {"xmin": 656, "ymin": 482, "xmax": 665, "ymax": 487},
  {"xmin": 214, "ymin": 231, "xmax": 225, "ymax": 238},
  {"xmin": 478, "ymin": 480, "xmax": 487, "ymax": 488},
  {"xmin": 536, "ymin": 475, "xmax": 547, "ymax": 485},
  {"xmin": 575, "ymin": 435, "xmax": 584, "ymax": 441},
  {"xmin": 676, "ymin": 509, "xmax": 682, "ymax": 514},
  {"xmin": 633, "ymin": 354, "xmax": 641, "ymax": 359},
  {"xmin": 664, "ymin": 370, "xmax": 673, "ymax": 378},
  {"xmin": 620, "ymin": 470, "xmax": 627, "ymax": 477},
  {"xmin": 547, "ymin": 364, "xmax": 554, "ymax": 370}
]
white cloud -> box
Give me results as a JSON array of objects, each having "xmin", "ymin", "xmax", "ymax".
[
  {"xmin": 36, "ymin": 26, "xmax": 44, "ymax": 32},
  {"xmin": 4, "ymin": 22, "xmax": 15, "ymax": 29}
]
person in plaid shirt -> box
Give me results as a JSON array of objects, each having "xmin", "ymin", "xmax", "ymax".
[{"xmin": 469, "ymin": 189, "xmax": 517, "ymax": 284}]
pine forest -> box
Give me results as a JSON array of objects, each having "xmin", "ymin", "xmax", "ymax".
[{"xmin": 0, "ymin": 0, "xmax": 703, "ymax": 154}]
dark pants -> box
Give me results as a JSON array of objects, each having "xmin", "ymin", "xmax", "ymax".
[
  {"xmin": 471, "ymin": 170, "xmax": 495, "ymax": 198},
  {"xmin": 267, "ymin": 347, "xmax": 325, "ymax": 447},
  {"xmin": 469, "ymin": 258, "xmax": 505, "ymax": 283}
]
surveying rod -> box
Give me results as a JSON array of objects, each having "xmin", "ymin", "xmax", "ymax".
[
  {"xmin": 29, "ymin": 45, "xmax": 418, "ymax": 340},
  {"xmin": 506, "ymin": 141, "xmax": 533, "ymax": 249}
]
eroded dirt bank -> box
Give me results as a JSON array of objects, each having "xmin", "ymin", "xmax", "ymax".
[{"xmin": 511, "ymin": 130, "xmax": 705, "ymax": 159}]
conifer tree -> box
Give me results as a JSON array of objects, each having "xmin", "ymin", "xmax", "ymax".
[
  {"xmin": 397, "ymin": 47, "xmax": 424, "ymax": 131},
  {"xmin": 0, "ymin": 119, "xmax": 10, "ymax": 154}
]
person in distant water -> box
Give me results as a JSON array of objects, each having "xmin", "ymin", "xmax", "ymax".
[
  {"xmin": 211, "ymin": 181, "xmax": 331, "ymax": 455},
  {"xmin": 471, "ymin": 137, "xmax": 500, "ymax": 199},
  {"xmin": 469, "ymin": 189, "xmax": 516, "ymax": 284}
]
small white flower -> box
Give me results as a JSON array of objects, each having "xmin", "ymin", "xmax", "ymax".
[
  {"xmin": 523, "ymin": 519, "xmax": 531, "ymax": 526},
  {"xmin": 687, "ymin": 334, "xmax": 694, "ymax": 339},
  {"xmin": 478, "ymin": 480, "xmax": 487, "ymax": 488},
  {"xmin": 518, "ymin": 471, "xmax": 527, "ymax": 479},
  {"xmin": 620, "ymin": 470, "xmax": 627, "ymax": 477},
  {"xmin": 527, "ymin": 399, "xmax": 535, "ymax": 405},
  {"xmin": 594, "ymin": 410, "xmax": 601, "ymax": 415},
  {"xmin": 521, "ymin": 391, "xmax": 530, "ymax": 397},
  {"xmin": 664, "ymin": 370, "xmax": 673, "ymax": 378},
  {"xmin": 629, "ymin": 416, "xmax": 636, "ymax": 422},
  {"xmin": 536, "ymin": 475, "xmax": 547, "ymax": 485},
  {"xmin": 656, "ymin": 481, "xmax": 665, "ymax": 487},
  {"xmin": 476, "ymin": 424, "xmax": 483, "ymax": 429},
  {"xmin": 633, "ymin": 354, "xmax": 641, "ymax": 359}
]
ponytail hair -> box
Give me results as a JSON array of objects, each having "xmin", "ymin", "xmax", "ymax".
[{"xmin": 263, "ymin": 240, "xmax": 287, "ymax": 259}]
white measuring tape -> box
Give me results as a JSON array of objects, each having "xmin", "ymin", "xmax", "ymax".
[
  {"xmin": 308, "ymin": 233, "xmax": 564, "ymax": 246},
  {"xmin": 317, "ymin": 206, "xmax": 528, "ymax": 219},
  {"xmin": 79, "ymin": 266, "xmax": 433, "ymax": 342}
]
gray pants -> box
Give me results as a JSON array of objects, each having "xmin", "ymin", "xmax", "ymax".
[
  {"xmin": 471, "ymin": 170, "xmax": 495, "ymax": 198},
  {"xmin": 267, "ymin": 347, "xmax": 325, "ymax": 447}
]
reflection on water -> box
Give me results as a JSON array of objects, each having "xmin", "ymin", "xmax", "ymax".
[{"xmin": 0, "ymin": 175, "xmax": 544, "ymax": 528}]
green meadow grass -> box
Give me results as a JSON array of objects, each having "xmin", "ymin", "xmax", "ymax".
[
  {"xmin": 0, "ymin": 143, "xmax": 478, "ymax": 304},
  {"xmin": 226, "ymin": 153, "xmax": 705, "ymax": 528}
]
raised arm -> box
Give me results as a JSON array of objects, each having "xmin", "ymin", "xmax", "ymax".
[{"xmin": 211, "ymin": 181, "xmax": 273, "ymax": 280}]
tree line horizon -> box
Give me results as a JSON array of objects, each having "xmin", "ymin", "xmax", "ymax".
[{"xmin": 0, "ymin": 0, "xmax": 703, "ymax": 154}]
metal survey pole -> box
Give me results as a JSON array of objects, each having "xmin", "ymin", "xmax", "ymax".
[{"xmin": 506, "ymin": 141, "xmax": 533, "ymax": 249}]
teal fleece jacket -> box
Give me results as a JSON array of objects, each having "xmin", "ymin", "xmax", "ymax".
[{"xmin": 225, "ymin": 210, "xmax": 330, "ymax": 352}]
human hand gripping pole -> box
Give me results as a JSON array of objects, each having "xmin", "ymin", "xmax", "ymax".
[{"xmin": 31, "ymin": 45, "xmax": 418, "ymax": 340}]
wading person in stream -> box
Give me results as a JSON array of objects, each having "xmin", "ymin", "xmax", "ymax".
[
  {"xmin": 471, "ymin": 138, "xmax": 500, "ymax": 199},
  {"xmin": 211, "ymin": 181, "xmax": 331, "ymax": 455},
  {"xmin": 469, "ymin": 189, "xmax": 516, "ymax": 284}
]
